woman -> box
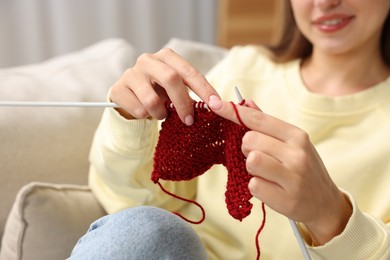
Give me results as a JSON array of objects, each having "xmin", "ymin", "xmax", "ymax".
[{"xmin": 70, "ymin": 0, "xmax": 390, "ymax": 259}]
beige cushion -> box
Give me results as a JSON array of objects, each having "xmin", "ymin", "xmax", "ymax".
[
  {"xmin": 0, "ymin": 38, "xmax": 137, "ymax": 238},
  {"xmin": 164, "ymin": 38, "xmax": 227, "ymax": 75},
  {"xmin": 0, "ymin": 182, "xmax": 106, "ymax": 260}
]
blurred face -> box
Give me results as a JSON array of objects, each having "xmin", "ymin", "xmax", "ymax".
[{"xmin": 290, "ymin": 0, "xmax": 390, "ymax": 56}]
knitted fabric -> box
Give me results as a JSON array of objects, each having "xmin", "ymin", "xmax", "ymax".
[{"xmin": 151, "ymin": 101, "xmax": 253, "ymax": 221}]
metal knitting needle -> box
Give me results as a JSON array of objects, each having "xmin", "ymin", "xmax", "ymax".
[
  {"xmin": 234, "ymin": 86, "xmax": 244, "ymax": 103},
  {"xmin": 289, "ymin": 219, "xmax": 312, "ymax": 260},
  {"xmin": 234, "ymin": 86, "xmax": 312, "ymax": 260},
  {"xmin": 0, "ymin": 101, "xmax": 119, "ymax": 108}
]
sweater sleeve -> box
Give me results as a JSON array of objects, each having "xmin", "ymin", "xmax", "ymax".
[
  {"xmin": 306, "ymin": 192, "xmax": 390, "ymax": 259},
  {"xmin": 88, "ymin": 107, "xmax": 197, "ymax": 214}
]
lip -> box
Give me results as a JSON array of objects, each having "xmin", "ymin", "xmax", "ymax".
[{"xmin": 313, "ymin": 14, "xmax": 355, "ymax": 33}]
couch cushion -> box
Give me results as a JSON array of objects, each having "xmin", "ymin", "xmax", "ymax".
[
  {"xmin": 164, "ymin": 38, "xmax": 227, "ymax": 75},
  {"xmin": 0, "ymin": 37, "xmax": 227, "ymax": 259},
  {"xmin": 0, "ymin": 182, "xmax": 106, "ymax": 260},
  {"xmin": 0, "ymin": 38, "xmax": 137, "ymax": 238}
]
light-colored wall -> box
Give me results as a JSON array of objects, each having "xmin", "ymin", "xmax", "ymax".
[{"xmin": 0, "ymin": 0, "xmax": 218, "ymax": 68}]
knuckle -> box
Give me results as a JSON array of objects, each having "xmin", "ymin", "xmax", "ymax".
[
  {"xmin": 143, "ymin": 95, "xmax": 161, "ymax": 111},
  {"xmin": 248, "ymin": 176, "xmax": 262, "ymax": 198},
  {"xmin": 288, "ymin": 127, "xmax": 311, "ymax": 151},
  {"xmin": 123, "ymin": 67, "xmax": 132, "ymax": 77},
  {"xmin": 250, "ymin": 110, "xmax": 265, "ymax": 125},
  {"xmin": 109, "ymin": 83, "xmax": 121, "ymax": 98},
  {"xmin": 172, "ymin": 99, "xmax": 192, "ymax": 111},
  {"xmin": 243, "ymin": 131, "xmax": 256, "ymax": 144},
  {"xmin": 136, "ymin": 52, "xmax": 153, "ymax": 65},
  {"xmin": 133, "ymin": 107, "xmax": 149, "ymax": 119},
  {"xmin": 121, "ymin": 68, "xmax": 136, "ymax": 83},
  {"xmin": 246, "ymin": 151, "xmax": 261, "ymax": 172},
  {"xmin": 242, "ymin": 131, "xmax": 254, "ymax": 153},
  {"xmin": 247, "ymin": 177, "xmax": 258, "ymax": 194},
  {"xmin": 294, "ymin": 129, "xmax": 310, "ymax": 145},
  {"xmin": 161, "ymin": 70, "xmax": 181, "ymax": 84},
  {"xmin": 182, "ymin": 65, "xmax": 200, "ymax": 79},
  {"xmin": 158, "ymin": 47, "xmax": 174, "ymax": 56},
  {"xmin": 158, "ymin": 47, "xmax": 201, "ymax": 79},
  {"xmin": 291, "ymin": 132, "xmax": 312, "ymax": 165}
]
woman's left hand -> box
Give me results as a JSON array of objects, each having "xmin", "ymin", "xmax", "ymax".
[{"xmin": 208, "ymin": 96, "xmax": 352, "ymax": 246}]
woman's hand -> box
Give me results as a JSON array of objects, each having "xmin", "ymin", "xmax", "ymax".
[
  {"xmin": 110, "ymin": 48, "xmax": 220, "ymax": 125},
  {"xmin": 209, "ymin": 96, "xmax": 352, "ymax": 246}
]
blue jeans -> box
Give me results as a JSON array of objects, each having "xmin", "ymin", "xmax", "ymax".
[{"xmin": 68, "ymin": 206, "xmax": 208, "ymax": 260}]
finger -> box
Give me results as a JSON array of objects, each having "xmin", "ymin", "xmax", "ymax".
[
  {"xmin": 155, "ymin": 48, "xmax": 220, "ymax": 104},
  {"xmin": 110, "ymin": 77, "xmax": 150, "ymax": 119},
  {"xmin": 120, "ymin": 67, "xmax": 171, "ymax": 120},
  {"xmin": 248, "ymin": 176, "xmax": 289, "ymax": 215},
  {"xmin": 242, "ymin": 130, "xmax": 294, "ymax": 163},
  {"xmin": 245, "ymin": 99, "xmax": 262, "ymax": 111},
  {"xmin": 209, "ymin": 99, "xmax": 299, "ymax": 143},
  {"xmin": 138, "ymin": 51, "xmax": 195, "ymax": 124},
  {"xmin": 246, "ymin": 150, "xmax": 289, "ymax": 186},
  {"xmin": 127, "ymin": 74, "xmax": 169, "ymax": 120}
]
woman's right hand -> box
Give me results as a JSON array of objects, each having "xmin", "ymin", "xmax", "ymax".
[{"xmin": 110, "ymin": 48, "xmax": 220, "ymax": 125}]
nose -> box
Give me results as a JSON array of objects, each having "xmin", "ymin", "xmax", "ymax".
[{"xmin": 314, "ymin": 0, "xmax": 341, "ymax": 10}]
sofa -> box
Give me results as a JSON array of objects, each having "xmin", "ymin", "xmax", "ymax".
[{"xmin": 0, "ymin": 38, "xmax": 227, "ymax": 260}]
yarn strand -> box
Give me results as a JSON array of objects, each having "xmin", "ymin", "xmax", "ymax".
[
  {"xmin": 255, "ymin": 202, "xmax": 267, "ymax": 260},
  {"xmin": 156, "ymin": 181, "xmax": 206, "ymax": 224},
  {"xmin": 230, "ymin": 100, "xmax": 247, "ymax": 127}
]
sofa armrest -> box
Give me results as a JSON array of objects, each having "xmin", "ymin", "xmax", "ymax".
[
  {"xmin": 0, "ymin": 182, "xmax": 106, "ymax": 260},
  {"xmin": 0, "ymin": 38, "xmax": 137, "ymax": 239}
]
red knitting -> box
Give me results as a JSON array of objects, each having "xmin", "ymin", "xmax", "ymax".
[
  {"xmin": 151, "ymin": 101, "xmax": 253, "ymax": 221},
  {"xmin": 152, "ymin": 101, "xmax": 267, "ymax": 259}
]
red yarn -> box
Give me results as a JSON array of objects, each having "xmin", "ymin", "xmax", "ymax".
[
  {"xmin": 156, "ymin": 181, "xmax": 205, "ymax": 224},
  {"xmin": 151, "ymin": 101, "xmax": 266, "ymax": 259}
]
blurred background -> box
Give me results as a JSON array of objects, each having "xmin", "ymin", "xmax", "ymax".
[
  {"xmin": 0, "ymin": 0, "xmax": 281, "ymax": 68},
  {"xmin": 0, "ymin": 1, "xmax": 283, "ymax": 257}
]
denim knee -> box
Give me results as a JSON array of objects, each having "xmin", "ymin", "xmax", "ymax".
[{"xmin": 69, "ymin": 206, "xmax": 208, "ymax": 260}]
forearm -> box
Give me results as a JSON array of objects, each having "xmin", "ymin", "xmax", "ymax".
[
  {"xmin": 88, "ymin": 107, "xmax": 160, "ymax": 213},
  {"xmin": 88, "ymin": 108, "xmax": 198, "ymax": 214}
]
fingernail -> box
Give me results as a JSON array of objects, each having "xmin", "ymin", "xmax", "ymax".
[
  {"xmin": 185, "ymin": 114, "xmax": 194, "ymax": 126},
  {"xmin": 208, "ymin": 95, "xmax": 222, "ymax": 110}
]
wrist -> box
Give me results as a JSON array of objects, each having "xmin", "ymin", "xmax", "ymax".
[{"xmin": 304, "ymin": 191, "xmax": 352, "ymax": 246}]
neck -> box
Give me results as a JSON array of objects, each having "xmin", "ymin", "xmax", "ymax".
[{"xmin": 300, "ymin": 47, "xmax": 390, "ymax": 96}]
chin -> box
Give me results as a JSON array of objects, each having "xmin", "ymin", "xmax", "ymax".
[{"xmin": 313, "ymin": 41, "xmax": 354, "ymax": 57}]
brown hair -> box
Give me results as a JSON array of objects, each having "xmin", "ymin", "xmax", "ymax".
[{"xmin": 268, "ymin": 0, "xmax": 390, "ymax": 65}]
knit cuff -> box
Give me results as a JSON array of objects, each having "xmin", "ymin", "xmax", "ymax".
[
  {"xmin": 107, "ymin": 107, "xmax": 158, "ymax": 151},
  {"xmin": 308, "ymin": 191, "xmax": 389, "ymax": 259}
]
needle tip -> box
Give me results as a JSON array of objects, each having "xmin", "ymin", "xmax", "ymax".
[{"xmin": 234, "ymin": 86, "xmax": 243, "ymax": 102}]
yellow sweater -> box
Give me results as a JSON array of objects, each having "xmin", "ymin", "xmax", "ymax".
[{"xmin": 89, "ymin": 46, "xmax": 390, "ymax": 259}]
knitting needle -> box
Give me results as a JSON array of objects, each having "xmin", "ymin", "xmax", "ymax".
[
  {"xmin": 233, "ymin": 86, "xmax": 312, "ymax": 260},
  {"xmin": 0, "ymin": 101, "xmax": 119, "ymax": 108},
  {"xmin": 234, "ymin": 86, "xmax": 244, "ymax": 103},
  {"xmin": 289, "ymin": 219, "xmax": 312, "ymax": 260}
]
